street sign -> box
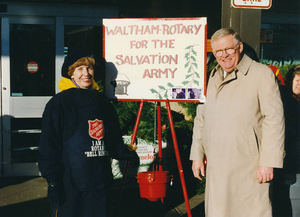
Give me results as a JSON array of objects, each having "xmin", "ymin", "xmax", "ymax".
[{"xmin": 231, "ymin": 0, "xmax": 272, "ymax": 9}]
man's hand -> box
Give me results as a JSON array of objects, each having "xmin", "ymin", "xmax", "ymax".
[
  {"xmin": 192, "ymin": 160, "xmax": 206, "ymax": 180},
  {"xmin": 256, "ymin": 166, "xmax": 273, "ymax": 184}
]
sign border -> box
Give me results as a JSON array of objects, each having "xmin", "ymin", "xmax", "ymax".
[
  {"xmin": 231, "ymin": 0, "xmax": 272, "ymax": 9},
  {"xmin": 103, "ymin": 17, "xmax": 207, "ymax": 103}
]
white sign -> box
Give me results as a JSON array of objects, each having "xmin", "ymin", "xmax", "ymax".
[
  {"xmin": 103, "ymin": 18, "xmax": 207, "ymax": 102},
  {"xmin": 231, "ymin": 0, "xmax": 272, "ymax": 9},
  {"xmin": 111, "ymin": 136, "xmax": 167, "ymax": 179}
]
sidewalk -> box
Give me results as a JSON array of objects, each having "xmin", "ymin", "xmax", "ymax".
[{"xmin": 0, "ymin": 177, "xmax": 205, "ymax": 217}]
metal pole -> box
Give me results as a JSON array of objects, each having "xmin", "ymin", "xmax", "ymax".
[
  {"xmin": 165, "ymin": 99, "xmax": 192, "ymax": 217},
  {"xmin": 130, "ymin": 99, "xmax": 144, "ymax": 145},
  {"xmin": 157, "ymin": 102, "xmax": 163, "ymax": 171}
]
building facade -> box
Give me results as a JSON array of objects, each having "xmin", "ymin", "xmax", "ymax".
[{"xmin": 0, "ymin": 0, "xmax": 298, "ymax": 176}]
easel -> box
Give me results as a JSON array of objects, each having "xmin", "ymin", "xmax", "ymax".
[{"xmin": 120, "ymin": 99, "xmax": 192, "ymax": 217}]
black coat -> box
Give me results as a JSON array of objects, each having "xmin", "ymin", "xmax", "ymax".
[
  {"xmin": 280, "ymin": 86, "xmax": 300, "ymax": 174},
  {"xmin": 38, "ymin": 88, "xmax": 131, "ymax": 191}
]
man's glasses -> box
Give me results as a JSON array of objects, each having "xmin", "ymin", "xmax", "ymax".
[{"xmin": 213, "ymin": 43, "xmax": 240, "ymax": 57}]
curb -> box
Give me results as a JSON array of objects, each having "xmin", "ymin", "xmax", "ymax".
[{"xmin": 165, "ymin": 193, "xmax": 205, "ymax": 217}]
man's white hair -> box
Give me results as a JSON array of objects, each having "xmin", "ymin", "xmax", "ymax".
[{"xmin": 211, "ymin": 28, "xmax": 241, "ymax": 50}]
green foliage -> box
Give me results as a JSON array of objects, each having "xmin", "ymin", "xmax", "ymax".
[
  {"xmin": 183, "ymin": 45, "xmax": 200, "ymax": 87},
  {"xmin": 178, "ymin": 102, "xmax": 199, "ymax": 120},
  {"xmin": 137, "ymin": 102, "xmax": 169, "ymax": 142},
  {"xmin": 112, "ymin": 101, "xmax": 139, "ymax": 136},
  {"xmin": 171, "ymin": 119, "xmax": 194, "ymax": 150},
  {"xmin": 96, "ymin": 80, "xmax": 104, "ymax": 93},
  {"xmin": 196, "ymin": 177, "xmax": 206, "ymax": 195},
  {"xmin": 278, "ymin": 64, "xmax": 299, "ymax": 81},
  {"xmin": 112, "ymin": 101, "xmax": 169, "ymax": 142},
  {"xmin": 258, "ymin": 63, "xmax": 299, "ymax": 86},
  {"xmin": 207, "ymin": 59, "xmax": 218, "ymax": 72},
  {"xmin": 150, "ymin": 82, "xmax": 174, "ymax": 99}
]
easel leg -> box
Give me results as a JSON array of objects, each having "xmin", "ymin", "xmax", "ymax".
[
  {"xmin": 157, "ymin": 102, "xmax": 163, "ymax": 172},
  {"xmin": 157, "ymin": 102, "xmax": 165, "ymax": 204},
  {"xmin": 165, "ymin": 100, "xmax": 192, "ymax": 217},
  {"xmin": 130, "ymin": 100, "xmax": 144, "ymax": 145}
]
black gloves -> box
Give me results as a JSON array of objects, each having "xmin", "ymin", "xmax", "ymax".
[
  {"xmin": 128, "ymin": 151, "xmax": 140, "ymax": 168},
  {"xmin": 119, "ymin": 147, "xmax": 140, "ymax": 168},
  {"xmin": 47, "ymin": 179, "xmax": 64, "ymax": 208}
]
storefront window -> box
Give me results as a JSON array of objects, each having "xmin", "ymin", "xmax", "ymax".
[
  {"xmin": 10, "ymin": 24, "xmax": 55, "ymax": 96},
  {"xmin": 260, "ymin": 23, "xmax": 300, "ymax": 65}
]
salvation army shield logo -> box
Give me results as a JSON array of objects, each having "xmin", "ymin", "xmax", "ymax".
[{"xmin": 88, "ymin": 119, "xmax": 104, "ymax": 140}]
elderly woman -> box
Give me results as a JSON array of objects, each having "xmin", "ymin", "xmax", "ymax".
[
  {"xmin": 38, "ymin": 48, "xmax": 139, "ymax": 217},
  {"xmin": 273, "ymin": 65, "xmax": 300, "ymax": 217}
]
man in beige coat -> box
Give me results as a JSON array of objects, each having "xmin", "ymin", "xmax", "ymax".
[{"xmin": 190, "ymin": 28, "xmax": 285, "ymax": 217}]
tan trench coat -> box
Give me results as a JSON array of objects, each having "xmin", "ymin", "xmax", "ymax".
[{"xmin": 190, "ymin": 55, "xmax": 285, "ymax": 217}]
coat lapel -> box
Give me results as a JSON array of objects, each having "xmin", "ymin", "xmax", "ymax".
[
  {"xmin": 216, "ymin": 69, "xmax": 238, "ymax": 94},
  {"xmin": 211, "ymin": 55, "xmax": 253, "ymax": 95}
]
